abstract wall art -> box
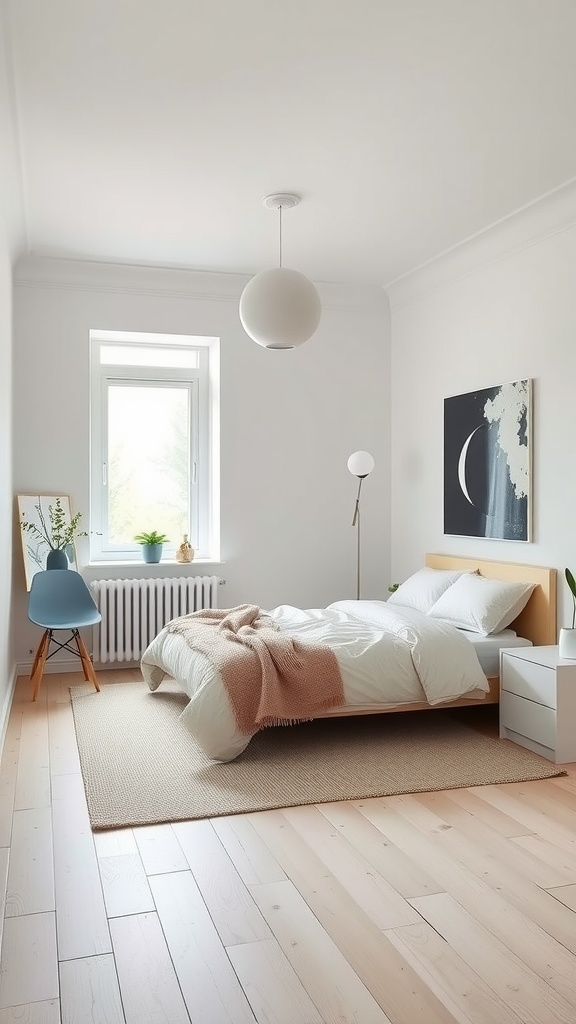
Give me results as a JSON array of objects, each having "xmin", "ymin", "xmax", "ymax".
[{"xmin": 444, "ymin": 379, "xmax": 531, "ymax": 541}]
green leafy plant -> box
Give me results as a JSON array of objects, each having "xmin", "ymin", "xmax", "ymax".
[
  {"xmin": 388, "ymin": 582, "xmax": 399, "ymax": 593},
  {"xmin": 20, "ymin": 497, "xmax": 87, "ymax": 551},
  {"xmin": 134, "ymin": 530, "xmax": 169, "ymax": 545},
  {"xmin": 565, "ymin": 568, "xmax": 576, "ymax": 629}
]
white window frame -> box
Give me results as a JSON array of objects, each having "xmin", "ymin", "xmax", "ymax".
[{"xmin": 89, "ymin": 331, "xmax": 219, "ymax": 564}]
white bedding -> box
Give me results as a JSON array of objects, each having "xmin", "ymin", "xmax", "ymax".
[
  {"xmin": 331, "ymin": 599, "xmax": 533, "ymax": 675},
  {"xmin": 141, "ymin": 600, "xmax": 492, "ymax": 762},
  {"xmin": 462, "ymin": 628, "xmax": 532, "ymax": 675}
]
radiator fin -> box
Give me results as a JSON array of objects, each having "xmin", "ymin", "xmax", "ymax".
[{"xmin": 90, "ymin": 576, "xmax": 220, "ymax": 664}]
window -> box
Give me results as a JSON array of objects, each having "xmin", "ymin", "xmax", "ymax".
[{"xmin": 90, "ymin": 330, "xmax": 220, "ymax": 563}]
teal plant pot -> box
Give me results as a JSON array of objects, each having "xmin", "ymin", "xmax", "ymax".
[
  {"xmin": 142, "ymin": 543, "xmax": 162, "ymax": 564},
  {"xmin": 46, "ymin": 548, "xmax": 68, "ymax": 570}
]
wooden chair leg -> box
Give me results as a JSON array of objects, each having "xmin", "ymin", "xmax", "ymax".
[
  {"xmin": 31, "ymin": 630, "xmax": 51, "ymax": 702},
  {"xmin": 73, "ymin": 631, "xmax": 91, "ymax": 681},
  {"xmin": 76, "ymin": 634, "xmax": 100, "ymax": 693},
  {"xmin": 30, "ymin": 630, "xmax": 49, "ymax": 681}
]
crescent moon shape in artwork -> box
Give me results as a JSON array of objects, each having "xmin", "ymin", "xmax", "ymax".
[{"xmin": 458, "ymin": 426, "xmax": 482, "ymax": 505}]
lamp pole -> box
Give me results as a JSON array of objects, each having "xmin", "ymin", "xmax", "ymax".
[
  {"xmin": 347, "ymin": 451, "xmax": 375, "ymax": 602},
  {"xmin": 351, "ymin": 475, "xmax": 365, "ymax": 600}
]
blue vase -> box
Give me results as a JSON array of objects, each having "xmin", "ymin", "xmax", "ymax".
[
  {"xmin": 46, "ymin": 548, "xmax": 68, "ymax": 570},
  {"xmin": 143, "ymin": 543, "xmax": 162, "ymax": 564}
]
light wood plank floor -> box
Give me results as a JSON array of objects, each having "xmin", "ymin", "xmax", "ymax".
[{"xmin": 1, "ymin": 670, "xmax": 576, "ymax": 1023}]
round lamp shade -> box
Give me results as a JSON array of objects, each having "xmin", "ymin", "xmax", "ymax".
[
  {"xmin": 347, "ymin": 450, "xmax": 375, "ymax": 478},
  {"xmin": 239, "ymin": 267, "xmax": 321, "ymax": 349}
]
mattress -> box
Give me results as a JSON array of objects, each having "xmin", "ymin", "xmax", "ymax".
[{"xmin": 460, "ymin": 628, "xmax": 532, "ymax": 676}]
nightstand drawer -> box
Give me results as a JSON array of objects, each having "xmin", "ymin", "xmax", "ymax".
[
  {"xmin": 500, "ymin": 690, "xmax": 556, "ymax": 749},
  {"xmin": 501, "ymin": 656, "xmax": 557, "ymax": 709}
]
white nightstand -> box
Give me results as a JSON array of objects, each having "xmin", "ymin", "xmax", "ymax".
[{"xmin": 499, "ymin": 646, "xmax": 576, "ymax": 764}]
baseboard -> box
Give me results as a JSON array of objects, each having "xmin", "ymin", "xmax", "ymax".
[
  {"xmin": 16, "ymin": 657, "xmax": 84, "ymax": 677},
  {"xmin": 0, "ymin": 663, "xmax": 18, "ymax": 758},
  {"xmin": 16, "ymin": 658, "xmax": 141, "ymax": 676},
  {"xmin": 93, "ymin": 661, "xmax": 141, "ymax": 672}
]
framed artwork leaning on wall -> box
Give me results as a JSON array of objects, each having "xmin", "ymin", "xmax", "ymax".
[
  {"xmin": 18, "ymin": 494, "xmax": 80, "ymax": 590},
  {"xmin": 444, "ymin": 379, "xmax": 531, "ymax": 542}
]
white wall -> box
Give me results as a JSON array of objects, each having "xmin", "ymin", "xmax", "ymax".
[
  {"xmin": 0, "ymin": 241, "xmax": 14, "ymax": 722},
  {"xmin": 13, "ymin": 257, "xmax": 390, "ymax": 665},
  {"xmin": 0, "ymin": 9, "xmax": 25, "ymax": 729},
  {"xmin": 387, "ymin": 180, "xmax": 576, "ymax": 630}
]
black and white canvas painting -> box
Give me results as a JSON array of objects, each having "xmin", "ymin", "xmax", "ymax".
[{"xmin": 444, "ymin": 379, "xmax": 531, "ymax": 541}]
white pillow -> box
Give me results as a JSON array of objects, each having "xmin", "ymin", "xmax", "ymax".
[
  {"xmin": 386, "ymin": 567, "xmax": 475, "ymax": 615},
  {"xmin": 427, "ymin": 573, "xmax": 535, "ymax": 636}
]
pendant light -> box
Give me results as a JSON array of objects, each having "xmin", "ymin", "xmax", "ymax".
[{"xmin": 239, "ymin": 193, "xmax": 321, "ymax": 350}]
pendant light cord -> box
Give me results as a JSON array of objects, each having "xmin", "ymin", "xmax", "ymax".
[{"xmin": 279, "ymin": 204, "xmax": 283, "ymax": 268}]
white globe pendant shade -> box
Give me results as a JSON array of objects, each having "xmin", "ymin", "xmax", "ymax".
[
  {"xmin": 347, "ymin": 450, "xmax": 375, "ymax": 478},
  {"xmin": 239, "ymin": 266, "xmax": 321, "ymax": 350}
]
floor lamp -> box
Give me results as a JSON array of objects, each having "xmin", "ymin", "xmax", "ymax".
[{"xmin": 347, "ymin": 450, "xmax": 375, "ymax": 600}]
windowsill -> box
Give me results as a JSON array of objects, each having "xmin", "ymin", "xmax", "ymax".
[
  {"xmin": 86, "ymin": 561, "xmax": 223, "ymax": 569},
  {"xmin": 87, "ymin": 559, "xmax": 225, "ymax": 568}
]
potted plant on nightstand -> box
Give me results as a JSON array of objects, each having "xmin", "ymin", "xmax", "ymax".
[
  {"xmin": 559, "ymin": 568, "xmax": 576, "ymax": 659},
  {"xmin": 135, "ymin": 530, "xmax": 169, "ymax": 564}
]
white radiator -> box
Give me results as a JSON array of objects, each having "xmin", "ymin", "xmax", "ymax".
[{"xmin": 90, "ymin": 575, "xmax": 222, "ymax": 663}]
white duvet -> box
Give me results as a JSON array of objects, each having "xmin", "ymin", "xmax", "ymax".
[{"xmin": 140, "ymin": 600, "xmax": 489, "ymax": 762}]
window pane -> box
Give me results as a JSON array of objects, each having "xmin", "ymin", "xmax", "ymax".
[
  {"xmin": 101, "ymin": 345, "xmax": 199, "ymax": 368},
  {"xmin": 107, "ymin": 384, "xmax": 190, "ymax": 545}
]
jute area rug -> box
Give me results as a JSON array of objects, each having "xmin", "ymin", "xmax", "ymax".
[{"xmin": 70, "ymin": 679, "xmax": 565, "ymax": 831}]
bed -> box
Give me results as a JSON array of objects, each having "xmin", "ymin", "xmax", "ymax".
[{"xmin": 141, "ymin": 554, "xmax": 557, "ymax": 761}]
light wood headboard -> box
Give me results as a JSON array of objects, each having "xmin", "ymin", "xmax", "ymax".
[{"xmin": 425, "ymin": 554, "xmax": 557, "ymax": 648}]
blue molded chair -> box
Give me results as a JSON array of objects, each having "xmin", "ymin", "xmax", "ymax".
[{"xmin": 28, "ymin": 569, "xmax": 101, "ymax": 701}]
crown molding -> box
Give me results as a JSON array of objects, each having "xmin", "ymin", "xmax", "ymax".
[
  {"xmin": 385, "ymin": 176, "xmax": 576, "ymax": 312},
  {"xmin": 14, "ymin": 255, "xmax": 248, "ymax": 301},
  {"xmin": 14, "ymin": 255, "xmax": 388, "ymax": 312}
]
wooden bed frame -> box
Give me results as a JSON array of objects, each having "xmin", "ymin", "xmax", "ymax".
[{"xmin": 321, "ymin": 554, "xmax": 557, "ymax": 718}]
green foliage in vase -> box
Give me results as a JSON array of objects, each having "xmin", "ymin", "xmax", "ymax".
[
  {"xmin": 388, "ymin": 582, "xmax": 400, "ymax": 593},
  {"xmin": 134, "ymin": 530, "xmax": 169, "ymax": 545},
  {"xmin": 565, "ymin": 567, "xmax": 576, "ymax": 629},
  {"xmin": 20, "ymin": 498, "xmax": 87, "ymax": 551}
]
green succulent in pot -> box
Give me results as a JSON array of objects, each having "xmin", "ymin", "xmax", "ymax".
[
  {"xmin": 135, "ymin": 530, "xmax": 169, "ymax": 565},
  {"xmin": 134, "ymin": 531, "xmax": 169, "ymax": 546}
]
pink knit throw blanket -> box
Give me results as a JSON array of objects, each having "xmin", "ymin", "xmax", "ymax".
[{"xmin": 165, "ymin": 604, "xmax": 345, "ymax": 732}]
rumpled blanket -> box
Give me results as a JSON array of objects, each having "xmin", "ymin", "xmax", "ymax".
[{"xmin": 165, "ymin": 604, "xmax": 345, "ymax": 732}]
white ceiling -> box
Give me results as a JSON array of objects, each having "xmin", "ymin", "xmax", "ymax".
[{"xmin": 5, "ymin": 0, "xmax": 576, "ymax": 287}]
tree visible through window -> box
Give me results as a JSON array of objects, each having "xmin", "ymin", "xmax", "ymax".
[{"xmin": 107, "ymin": 383, "xmax": 191, "ymax": 545}]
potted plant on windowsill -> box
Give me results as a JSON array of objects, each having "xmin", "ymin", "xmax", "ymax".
[
  {"xmin": 135, "ymin": 530, "xmax": 169, "ymax": 564},
  {"xmin": 559, "ymin": 568, "xmax": 576, "ymax": 659},
  {"xmin": 20, "ymin": 497, "xmax": 87, "ymax": 570}
]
